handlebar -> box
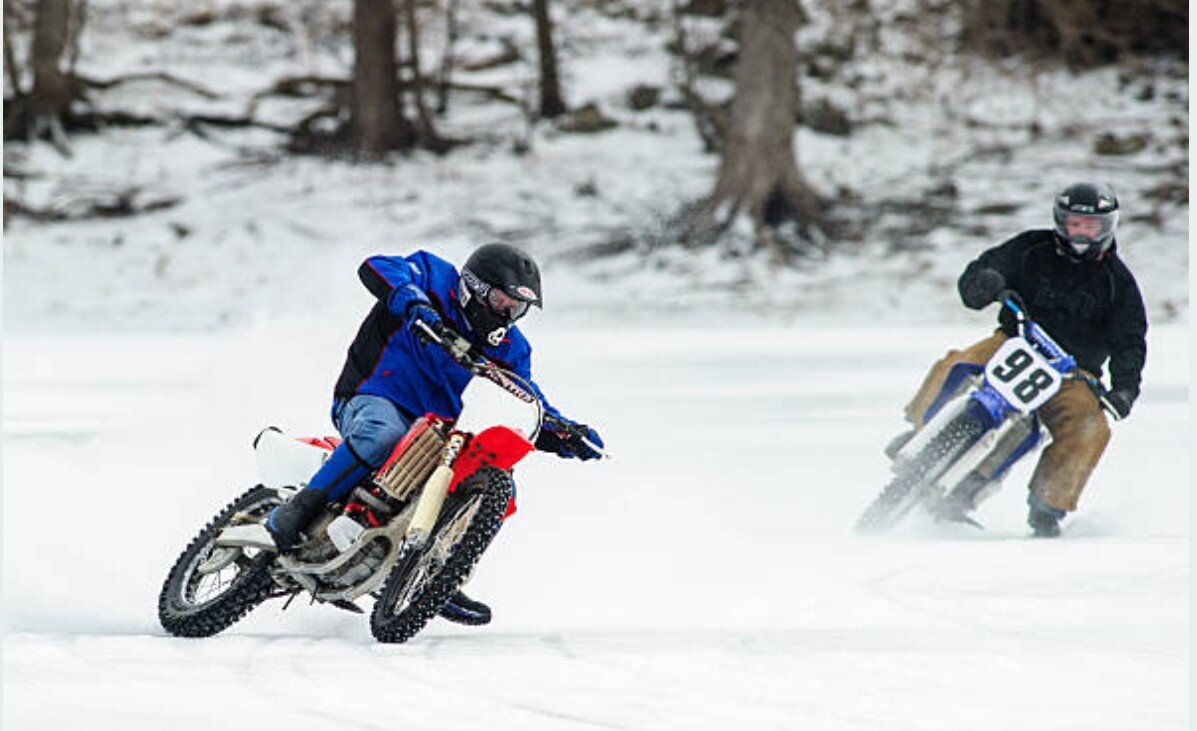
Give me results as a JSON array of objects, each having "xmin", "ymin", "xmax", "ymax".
[
  {"xmin": 997, "ymin": 289, "xmax": 1028, "ymax": 320},
  {"xmin": 997, "ymin": 290, "xmax": 1067, "ymax": 362},
  {"xmin": 1073, "ymin": 370, "xmax": 1126, "ymax": 421},
  {"xmin": 411, "ymin": 318, "xmax": 481, "ymax": 372},
  {"xmin": 995, "ymin": 292, "xmax": 1122, "ymax": 421},
  {"xmin": 411, "ymin": 317, "xmax": 612, "ymax": 455},
  {"xmin": 541, "ymin": 413, "xmax": 609, "ymax": 458}
]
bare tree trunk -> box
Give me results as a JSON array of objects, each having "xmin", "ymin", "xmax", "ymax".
[
  {"xmin": 3, "ymin": 0, "xmax": 24, "ymax": 97},
  {"xmin": 531, "ymin": 0, "xmax": 565, "ymax": 118},
  {"xmin": 351, "ymin": 0, "xmax": 408, "ymax": 154},
  {"xmin": 701, "ymin": 0, "xmax": 823, "ymax": 257},
  {"xmin": 401, "ymin": 0, "xmax": 447, "ymax": 151},
  {"xmin": 435, "ymin": 0, "xmax": 460, "ymax": 115},
  {"xmin": 23, "ymin": 0, "xmax": 76, "ymax": 152},
  {"xmin": 670, "ymin": 0, "xmax": 725, "ymax": 153},
  {"xmin": 66, "ymin": 0, "xmax": 86, "ymax": 73},
  {"xmin": 30, "ymin": 0, "xmax": 71, "ymax": 107}
]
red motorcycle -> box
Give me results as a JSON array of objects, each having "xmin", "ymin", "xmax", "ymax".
[{"xmin": 158, "ymin": 320, "xmax": 602, "ymax": 643}]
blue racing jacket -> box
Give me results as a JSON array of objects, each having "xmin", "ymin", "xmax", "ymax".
[{"xmin": 333, "ymin": 250, "xmax": 562, "ymax": 424}]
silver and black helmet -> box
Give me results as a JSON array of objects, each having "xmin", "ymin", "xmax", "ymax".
[{"xmin": 1052, "ymin": 182, "xmax": 1119, "ymax": 262}]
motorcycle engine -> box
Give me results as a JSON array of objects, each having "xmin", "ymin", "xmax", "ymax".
[{"xmin": 325, "ymin": 537, "xmax": 389, "ymax": 589}]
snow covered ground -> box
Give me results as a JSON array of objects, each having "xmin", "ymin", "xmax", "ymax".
[
  {"xmin": 3, "ymin": 320, "xmax": 1188, "ymax": 730},
  {"xmin": 2, "ymin": 0, "xmax": 1189, "ymax": 726}
]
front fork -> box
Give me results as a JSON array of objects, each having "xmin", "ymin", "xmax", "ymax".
[{"xmin": 404, "ymin": 432, "xmax": 467, "ymax": 550}]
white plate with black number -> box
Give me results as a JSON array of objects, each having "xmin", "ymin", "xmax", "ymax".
[{"xmin": 984, "ymin": 336, "xmax": 1063, "ymax": 413}]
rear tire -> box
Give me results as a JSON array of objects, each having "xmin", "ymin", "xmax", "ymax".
[
  {"xmin": 856, "ymin": 414, "xmax": 986, "ymax": 534},
  {"xmin": 370, "ymin": 468, "xmax": 512, "ymax": 644},
  {"xmin": 158, "ymin": 486, "xmax": 283, "ymax": 638}
]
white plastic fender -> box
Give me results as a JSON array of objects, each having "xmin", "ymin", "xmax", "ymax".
[{"xmin": 253, "ymin": 427, "xmax": 330, "ymax": 489}]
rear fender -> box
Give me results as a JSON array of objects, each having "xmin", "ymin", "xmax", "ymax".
[{"xmin": 254, "ymin": 427, "xmax": 332, "ymax": 489}]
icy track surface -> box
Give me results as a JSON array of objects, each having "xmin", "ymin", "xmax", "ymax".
[{"xmin": 3, "ymin": 322, "xmax": 1189, "ymax": 730}]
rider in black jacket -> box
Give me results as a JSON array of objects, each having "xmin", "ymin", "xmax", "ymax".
[{"xmin": 904, "ymin": 182, "xmax": 1148, "ymax": 536}]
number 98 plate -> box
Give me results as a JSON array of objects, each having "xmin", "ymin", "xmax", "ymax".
[{"xmin": 984, "ymin": 336, "xmax": 1063, "ymax": 413}]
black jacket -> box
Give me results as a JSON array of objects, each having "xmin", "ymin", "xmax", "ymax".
[{"xmin": 958, "ymin": 229, "xmax": 1148, "ymax": 401}]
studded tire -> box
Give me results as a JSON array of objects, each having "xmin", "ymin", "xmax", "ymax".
[
  {"xmin": 855, "ymin": 414, "xmax": 986, "ymax": 534},
  {"xmin": 158, "ymin": 485, "xmax": 283, "ymax": 638},
  {"xmin": 370, "ymin": 468, "xmax": 512, "ymax": 644}
]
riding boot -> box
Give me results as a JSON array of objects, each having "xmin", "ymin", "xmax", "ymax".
[
  {"xmin": 1027, "ymin": 493, "xmax": 1066, "ymax": 538},
  {"xmin": 439, "ymin": 590, "xmax": 492, "ymax": 626},
  {"xmin": 264, "ymin": 489, "xmax": 328, "ymax": 553},
  {"xmin": 266, "ymin": 441, "xmax": 372, "ymax": 552}
]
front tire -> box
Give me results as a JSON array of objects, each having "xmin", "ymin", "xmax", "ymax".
[
  {"xmin": 856, "ymin": 413, "xmax": 986, "ymax": 534},
  {"xmin": 158, "ymin": 485, "xmax": 284, "ymax": 637},
  {"xmin": 370, "ymin": 468, "xmax": 512, "ymax": 644}
]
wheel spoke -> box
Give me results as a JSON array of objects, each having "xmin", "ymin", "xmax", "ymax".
[
  {"xmin": 369, "ymin": 469, "xmax": 515, "ymax": 643},
  {"xmin": 389, "ymin": 495, "xmax": 485, "ymax": 616},
  {"xmin": 177, "ymin": 497, "xmax": 279, "ymax": 609}
]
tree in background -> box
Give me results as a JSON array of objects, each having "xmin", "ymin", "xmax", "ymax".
[
  {"xmin": 689, "ymin": 0, "xmax": 828, "ymax": 261},
  {"xmin": 532, "ymin": 0, "xmax": 566, "ymax": 118},
  {"xmin": 401, "ymin": 0, "xmax": 448, "ymax": 151},
  {"xmin": 350, "ymin": 0, "xmax": 412, "ymax": 154},
  {"xmin": 5, "ymin": 0, "xmax": 85, "ymax": 154}
]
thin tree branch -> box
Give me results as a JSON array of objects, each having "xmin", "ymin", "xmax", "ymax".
[
  {"xmin": 3, "ymin": 1, "xmax": 24, "ymax": 97},
  {"xmin": 76, "ymin": 70, "xmax": 222, "ymax": 99},
  {"xmin": 402, "ymin": 0, "xmax": 446, "ymax": 150},
  {"xmin": 66, "ymin": 0, "xmax": 85, "ymax": 75},
  {"xmin": 435, "ymin": 0, "xmax": 460, "ymax": 114}
]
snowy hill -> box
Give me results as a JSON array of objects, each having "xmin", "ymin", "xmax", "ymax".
[{"xmin": 2, "ymin": 0, "xmax": 1188, "ymax": 332}]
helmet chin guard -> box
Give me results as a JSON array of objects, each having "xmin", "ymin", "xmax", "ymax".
[{"xmin": 458, "ymin": 274, "xmax": 512, "ymax": 345}]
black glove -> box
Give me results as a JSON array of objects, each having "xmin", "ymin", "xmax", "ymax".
[
  {"xmin": 1104, "ymin": 389, "xmax": 1134, "ymax": 420},
  {"xmin": 536, "ymin": 421, "xmax": 604, "ymax": 461},
  {"xmin": 960, "ymin": 268, "xmax": 1006, "ymax": 310}
]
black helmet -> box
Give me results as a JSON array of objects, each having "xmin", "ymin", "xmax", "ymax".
[
  {"xmin": 1052, "ymin": 182, "xmax": 1119, "ymax": 262},
  {"xmin": 458, "ymin": 242, "xmax": 542, "ymax": 346}
]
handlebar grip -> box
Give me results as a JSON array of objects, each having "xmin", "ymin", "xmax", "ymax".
[
  {"xmin": 540, "ymin": 416, "xmax": 610, "ymax": 460},
  {"xmin": 998, "ymin": 289, "xmax": 1026, "ymax": 315},
  {"xmin": 1075, "ymin": 372, "xmax": 1123, "ymax": 422},
  {"xmin": 1098, "ymin": 393, "xmax": 1125, "ymax": 421},
  {"xmin": 411, "ymin": 318, "xmax": 439, "ymax": 343}
]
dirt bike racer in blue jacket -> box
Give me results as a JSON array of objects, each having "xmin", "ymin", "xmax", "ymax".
[
  {"xmin": 261, "ymin": 242, "xmax": 604, "ymax": 624},
  {"xmin": 334, "ymin": 248, "xmax": 564, "ymax": 424}
]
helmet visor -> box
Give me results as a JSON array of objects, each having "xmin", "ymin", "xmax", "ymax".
[
  {"xmin": 486, "ymin": 287, "xmax": 530, "ymax": 321},
  {"xmin": 1053, "ymin": 209, "xmax": 1117, "ymax": 252},
  {"xmin": 461, "ymin": 269, "xmax": 531, "ymax": 323}
]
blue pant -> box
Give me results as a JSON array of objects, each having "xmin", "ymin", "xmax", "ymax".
[
  {"xmin": 305, "ymin": 395, "xmax": 411, "ymax": 503},
  {"xmin": 332, "ymin": 394, "xmax": 412, "ymax": 468}
]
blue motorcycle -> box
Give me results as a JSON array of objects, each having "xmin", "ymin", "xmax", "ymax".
[{"xmin": 855, "ymin": 291, "xmax": 1121, "ymax": 533}]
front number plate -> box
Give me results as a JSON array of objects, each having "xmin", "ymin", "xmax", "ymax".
[{"xmin": 984, "ymin": 337, "xmax": 1062, "ymax": 413}]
